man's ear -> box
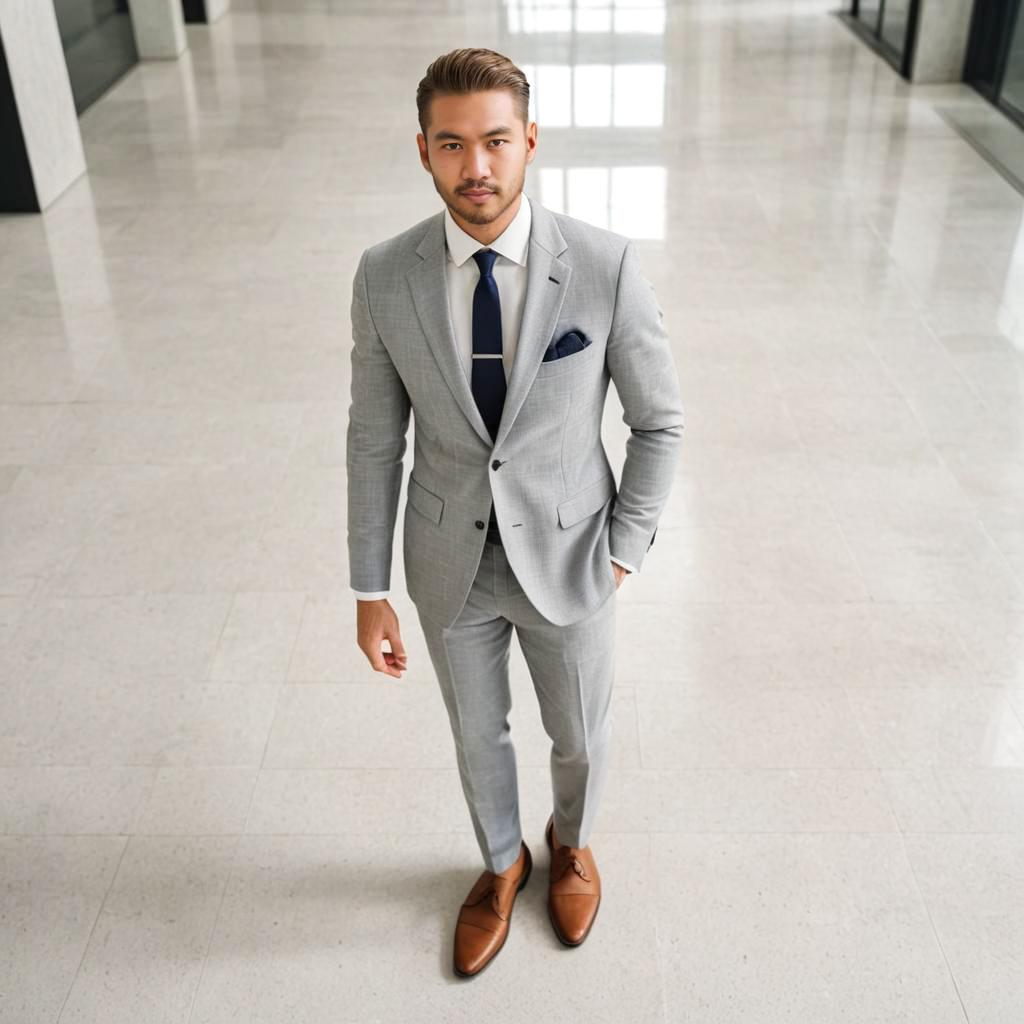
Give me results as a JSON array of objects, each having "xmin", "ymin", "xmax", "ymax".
[{"xmin": 416, "ymin": 134, "xmax": 431, "ymax": 172}]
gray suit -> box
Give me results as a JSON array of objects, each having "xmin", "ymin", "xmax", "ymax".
[
  {"xmin": 348, "ymin": 194, "xmax": 684, "ymax": 628},
  {"xmin": 347, "ymin": 194, "xmax": 684, "ymax": 871}
]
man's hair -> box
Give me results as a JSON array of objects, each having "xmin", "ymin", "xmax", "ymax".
[{"xmin": 416, "ymin": 48, "xmax": 530, "ymax": 140}]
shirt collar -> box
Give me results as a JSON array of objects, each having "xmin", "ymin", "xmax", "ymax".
[{"xmin": 444, "ymin": 191, "xmax": 532, "ymax": 268}]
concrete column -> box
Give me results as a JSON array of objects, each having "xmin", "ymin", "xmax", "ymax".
[
  {"xmin": 910, "ymin": 0, "xmax": 975, "ymax": 83},
  {"xmin": 127, "ymin": 0, "xmax": 187, "ymax": 60},
  {"xmin": 0, "ymin": 0, "xmax": 85, "ymax": 212}
]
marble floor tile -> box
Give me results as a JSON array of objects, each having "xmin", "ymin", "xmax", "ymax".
[
  {"xmin": 57, "ymin": 836, "xmax": 239, "ymax": 1024},
  {"xmin": 0, "ymin": 836, "xmax": 126, "ymax": 1024},
  {"xmin": 1, "ymin": 0, "xmax": 1022, "ymax": 1019},
  {"xmin": 653, "ymin": 833, "xmax": 967, "ymax": 1023},
  {"xmin": 879, "ymin": 767, "xmax": 1024, "ymax": 832},
  {"xmin": 902, "ymin": 834, "xmax": 1024, "ymax": 1024}
]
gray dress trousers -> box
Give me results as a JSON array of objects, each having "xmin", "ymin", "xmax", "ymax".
[{"xmin": 416, "ymin": 522, "xmax": 618, "ymax": 874}]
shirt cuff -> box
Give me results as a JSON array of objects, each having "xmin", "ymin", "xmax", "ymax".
[
  {"xmin": 609, "ymin": 555, "xmax": 638, "ymax": 575},
  {"xmin": 353, "ymin": 589, "xmax": 390, "ymax": 601}
]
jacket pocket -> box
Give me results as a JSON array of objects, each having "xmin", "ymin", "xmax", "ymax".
[
  {"xmin": 407, "ymin": 473, "xmax": 445, "ymax": 525},
  {"xmin": 534, "ymin": 332, "xmax": 603, "ymax": 379},
  {"xmin": 557, "ymin": 472, "xmax": 616, "ymax": 529}
]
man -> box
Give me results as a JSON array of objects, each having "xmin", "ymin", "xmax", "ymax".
[{"xmin": 346, "ymin": 47, "xmax": 684, "ymax": 978}]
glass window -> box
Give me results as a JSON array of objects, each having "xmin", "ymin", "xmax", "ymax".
[
  {"xmin": 1001, "ymin": 5, "xmax": 1024, "ymax": 117},
  {"xmin": 857, "ymin": 1, "xmax": 882, "ymax": 34},
  {"xmin": 52, "ymin": 0, "xmax": 137, "ymax": 114},
  {"xmin": 881, "ymin": 0, "xmax": 913, "ymax": 54}
]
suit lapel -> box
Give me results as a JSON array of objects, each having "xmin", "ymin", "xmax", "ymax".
[
  {"xmin": 406, "ymin": 195, "xmax": 572, "ymax": 452},
  {"xmin": 407, "ymin": 237, "xmax": 492, "ymax": 446},
  {"xmin": 493, "ymin": 233, "xmax": 571, "ymax": 450}
]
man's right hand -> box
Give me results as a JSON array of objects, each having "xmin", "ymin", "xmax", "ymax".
[{"xmin": 356, "ymin": 599, "xmax": 407, "ymax": 678}]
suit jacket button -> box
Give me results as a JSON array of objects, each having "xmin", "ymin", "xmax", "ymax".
[
  {"xmin": 491, "ymin": 459, "xmax": 501, "ymax": 470},
  {"xmin": 475, "ymin": 520, "xmax": 485, "ymax": 529}
]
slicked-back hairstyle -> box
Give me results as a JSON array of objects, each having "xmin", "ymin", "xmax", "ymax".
[{"xmin": 417, "ymin": 48, "xmax": 531, "ymax": 141}]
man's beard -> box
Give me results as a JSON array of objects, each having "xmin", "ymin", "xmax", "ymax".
[{"xmin": 434, "ymin": 166, "xmax": 525, "ymax": 225}]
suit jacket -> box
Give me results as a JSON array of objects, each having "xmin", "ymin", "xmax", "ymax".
[{"xmin": 346, "ymin": 194, "xmax": 685, "ymax": 629}]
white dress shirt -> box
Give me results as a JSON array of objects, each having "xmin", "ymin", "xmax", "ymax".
[{"xmin": 352, "ymin": 191, "xmax": 636, "ymax": 601}]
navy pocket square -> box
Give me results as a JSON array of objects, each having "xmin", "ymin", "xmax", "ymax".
[{"xmin": 542, "ymin": 329, "xmax": 592, "ymax": 362}]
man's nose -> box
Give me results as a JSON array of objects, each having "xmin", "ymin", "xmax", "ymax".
[{"xmin": 464, "ymin": 153, "xmax": 491, "ymax": 180}]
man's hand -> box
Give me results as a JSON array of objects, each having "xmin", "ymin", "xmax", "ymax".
[
  {"xmin": 356, "ymin": 599, "xmax": 407, "ymax": 678},
  {"xmin": 612, "ymin": 562, "xmax": 630, "ymax": 589}
]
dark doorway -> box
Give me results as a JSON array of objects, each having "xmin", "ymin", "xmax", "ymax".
[
  {"xmin": 965, "ymin": 0, "xmax": 1024, "ymax": 129},
  {"xmin": 52, "ymin": 0, "xmax": 138, "ymax": 114}
]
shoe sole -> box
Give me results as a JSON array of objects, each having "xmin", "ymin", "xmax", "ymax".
[
  {"xmin": 453, "ymin": 846, "xmax": 533, "ymax": 979},
  {"xmin": 545, "ymin": 817, "xmax": 600, "ymax": 947}
]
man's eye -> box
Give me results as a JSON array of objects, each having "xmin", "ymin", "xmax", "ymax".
[{"xmin": 442, "ymin": 140, "xmax": 506, "ymax": 150}]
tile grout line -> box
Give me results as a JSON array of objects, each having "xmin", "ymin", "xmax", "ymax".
[
  {"xmin": 183, "ymin": 832, "xmax": 243, "ymax": 1024},
  {"xmin": 54, "ymin": 833, "xmax": 131, "ymax": 1024},
  {"xmin": 896, "ymin": 830, "xmax": 973, "ymax": 1024},
  {"xmin": 184, "ymin": 577, "xmax": 310, "ymax": 1021}
]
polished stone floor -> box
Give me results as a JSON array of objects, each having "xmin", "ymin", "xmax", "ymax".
[{"xmin": 2, "ymin": 1, "xmax": 1023, "ymax": 1022}]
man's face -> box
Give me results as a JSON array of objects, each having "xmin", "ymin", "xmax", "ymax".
[{"xmin": 417, "ymin": 89, "xmax": 536, "ymax": 226}]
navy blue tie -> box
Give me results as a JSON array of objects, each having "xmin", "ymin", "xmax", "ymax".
[{"xmin": 470, "ymin": 249, "xmax": 506, "ymax": 443}]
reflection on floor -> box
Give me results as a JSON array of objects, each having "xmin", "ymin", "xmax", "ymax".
[{"xmin": 938, "ymin": 96, "xmax": 1024, "ymax": 196}]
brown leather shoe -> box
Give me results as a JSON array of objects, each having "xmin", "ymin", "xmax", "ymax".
[
  {"xmin": 453, "ymin": 841, "xmax": 532, "ymax": 978},
  {"xmin": 545, "ymin": 813, "xmax": 601, "ymax": 946}
]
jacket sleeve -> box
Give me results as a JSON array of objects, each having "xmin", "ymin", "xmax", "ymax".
[
  {"xmin": 346, "ymin": 248, "xmax": 411, "ymax": 593},
  {"xmin": 605, "ymin": 239, "xmax": 685, "ymax": 573}
]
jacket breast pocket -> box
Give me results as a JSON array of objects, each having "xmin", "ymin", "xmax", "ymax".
[
  {"xmin": 534, "ymin": 331, "xmax": 604, "ymax": 380},
  {"xmin": 407, "ymin": 474, "xmax": 445, "ymax": 525},
  {"xmin": 557, "ymin": 472, "xmax": 616, "ymax": 529}
]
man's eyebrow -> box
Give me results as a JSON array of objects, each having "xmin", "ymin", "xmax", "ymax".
[{"xmin": 433, "ymin": 126, "xmax": 514, "ymax": 142}]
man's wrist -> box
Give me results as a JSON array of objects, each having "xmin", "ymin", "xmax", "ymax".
[{"xmin": 609, "ymin": 555, "xmax": 637, "ymax": 575}]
